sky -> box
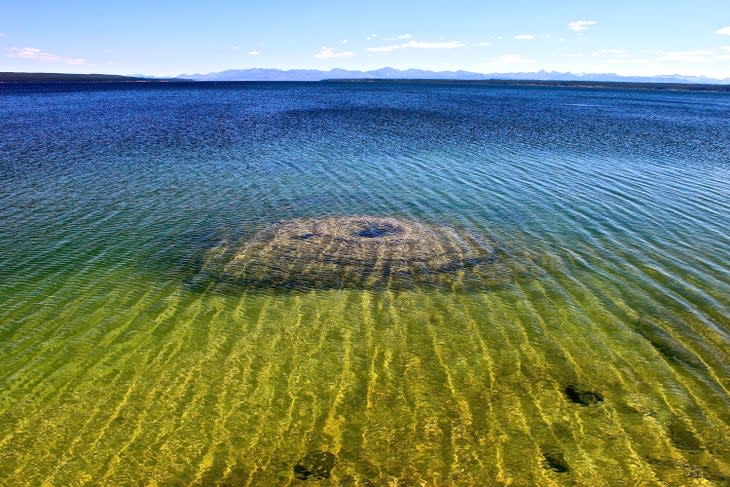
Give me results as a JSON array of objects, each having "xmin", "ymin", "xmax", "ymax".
[{"xmin": 2, "ymin": 0, "xmax": 730, "ymax": 78}]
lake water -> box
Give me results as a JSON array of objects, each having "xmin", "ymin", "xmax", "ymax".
[{"xmin": 1, "ymin": 81, "xmax": 729, "ymax": 486}]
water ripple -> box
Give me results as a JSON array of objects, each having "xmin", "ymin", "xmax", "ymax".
[{"xmin": 1, "ymin": 82, "xmax": 729, "ymax": 485}]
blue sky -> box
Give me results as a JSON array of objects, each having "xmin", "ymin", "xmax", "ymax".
[{"xmin": 2, "ymin": 1, "xmax": 730, "ymax": 77}]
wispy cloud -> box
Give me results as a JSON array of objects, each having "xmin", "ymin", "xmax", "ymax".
[
  {"xmin": 8, "ymin": 47, "xmax": 87, "ymax": 65},
  {"xmin": 568, "ymin": 20, "xmax": 597, "ymax": 32},
  {"xmin": 658, "ymin": 49, "xmax": 730, "ymax": 63},
  {"xmin": 494, "ymin": 53, "xmax": 533, "ymax": 65},
  {"xmin": 514, "ymin": 34, "xmax": 534, "ymax": 40},
  {"xmin": 384, "ymin": 33, "xmax": 412, "ymax": 40},
  {"xmin": 716, "ymin": 26, "xmax": 730, "ymax": 35},
  {"xmin": 247, "ymin": 50, "xmax": 261, "ymax": 56},
  {"xmin": 366, "ymin": 34, "xmax": 378, "ymax": 41},
  {"xmin": 592, "ymin": 48, "xmax": 630, "ymax": 58},
  {"xmin": 478, "ymin": 53, "xmax": 536, "ymax": 73},
  {"xmin": 9, "ymin": 47, "xmax": 61, "ymax": 62},
  {"xmin": 313, "ymin": 46, "xmax": 354, "ymax": 59},
  {"xmin": 367, "ymin": 40, "xmax": 464, "ymax": 53},
  {"xmin": 478, "ymin": 42, "xmax": 491, "ymax": 47}
]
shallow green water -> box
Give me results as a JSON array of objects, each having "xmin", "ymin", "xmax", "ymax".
[{"xmin": 1, "ymin": 82, "xmax": 729, "ymax": 486}]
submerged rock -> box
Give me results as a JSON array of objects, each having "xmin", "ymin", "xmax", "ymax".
[
  {"xmin": 542, "ymin": 449, "xmax": 570, "ymax": 473},
  {"xmin": 293, "ymin": 450, "xmax": 336, "ymax": 480},
  {"xmin": 194, "ymin": 215, "xmax": 530, "ymax": 291},
  {"xmin": 564, "ymin": 385, "xmax": 603, "ymax": 406}
]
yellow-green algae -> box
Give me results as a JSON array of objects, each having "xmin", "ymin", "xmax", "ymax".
[{"xmin": 1, "ymin": 259, "xmax": 729, "ymax": 486}]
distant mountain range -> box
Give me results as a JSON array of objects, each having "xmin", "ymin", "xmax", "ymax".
[
  {"xmin": 180, "ymin": 67, "xmax": 730, "ymax": 85},
  {"xmin": 3, "ymin": 69, "xmax": 729, "ymax": 86}
]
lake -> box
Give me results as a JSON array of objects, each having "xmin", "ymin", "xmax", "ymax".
[{"xmin": 1, "ymin": 81, "xmax": 729, "ymax": 485}]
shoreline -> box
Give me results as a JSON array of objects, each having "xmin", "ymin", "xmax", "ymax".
[{"xmin": 3, "ymin": 74, "xmax": 729, "ymax": 92}]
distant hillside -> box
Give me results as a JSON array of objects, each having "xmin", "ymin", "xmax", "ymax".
[
  {"xmin": 0, "ymin": 72, "xmax": 191, "ymax": 83},
  {"xmin": 181, "ymin": 67, "xmax": 730, "ymax": 85}
]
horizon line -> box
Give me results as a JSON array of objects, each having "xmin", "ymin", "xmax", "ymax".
[
  {"xmin": 4, "ymin": 72, "xmax": 730, "ymax": 88},
  {"xmin": 3, "ymin": 66, "xmax": 730, "ymax": 82}
]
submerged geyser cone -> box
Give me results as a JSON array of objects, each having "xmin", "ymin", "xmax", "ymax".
[{"xmin": 198, "ymin": 215, "xmax": 518, "ymax": 291}]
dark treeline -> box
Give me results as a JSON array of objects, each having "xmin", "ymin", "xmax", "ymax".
[{"xmin": 0, "ymin": 72, "xmax": 190, "ymax": 83}]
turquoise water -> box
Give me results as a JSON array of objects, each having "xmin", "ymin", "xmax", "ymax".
[{"xmin": 1, "ymin": 82, "xmax": 729, "ymax": 485}]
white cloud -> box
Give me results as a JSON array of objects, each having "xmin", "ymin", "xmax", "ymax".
[
  {"xmin": 8, "ymin": 47, "xmax": 87, "ymax": 65},
  {"xmin": 478, "ymin": 42, "xmax": 491, "ymax": 47},
  {"xmin": 569, "ymin": 20, "xmax": 598, "ymax": 32},
  {"xmin": 592, "ymin": 48, "xmax": 629, "ymax": 58},
  {"xmin": 9, "ymin": 47, "xmax": 59, "ymax": 62},
  {"xmin": 367, "ymin": 40, "xmax": 464, "ymax": 53},
  {"xmin": 514, "ymin": 34, "xmax": 534, "ymax": 40},
  {"xmin": 247, "ymin": 50, "xmax": 261, "ymax": 56},
  {"xmin": 716, "ymin": 26, "xmax": 730, "ymax": 35},
  {"xmin": 367, "ymin": 45, "xmax": 395, "ymax": 53},
  {"xmin": 366, "ymin": 34, "xmax": 378, "ymax": 41},
  {"xmin": 478, "ymin": 53, "xmax": 536, "ymax": 73},
  {"xmin": 585, "ymin": 47, "xmax": 730, "ymax": 77},
  {"xmin": 495, "ymin": 53, "xmax": 533, "ymax": 65},
  {"xmin": 659, "ymin": 49, "xmax": 730, "ymax": 63},
  {"xmin": 385, "ymin": 33, "xmax": 412, "ymax": 40},
  {"xmin": 313, "ymin": 46, "xmax": 354, "ymax": 59}
]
